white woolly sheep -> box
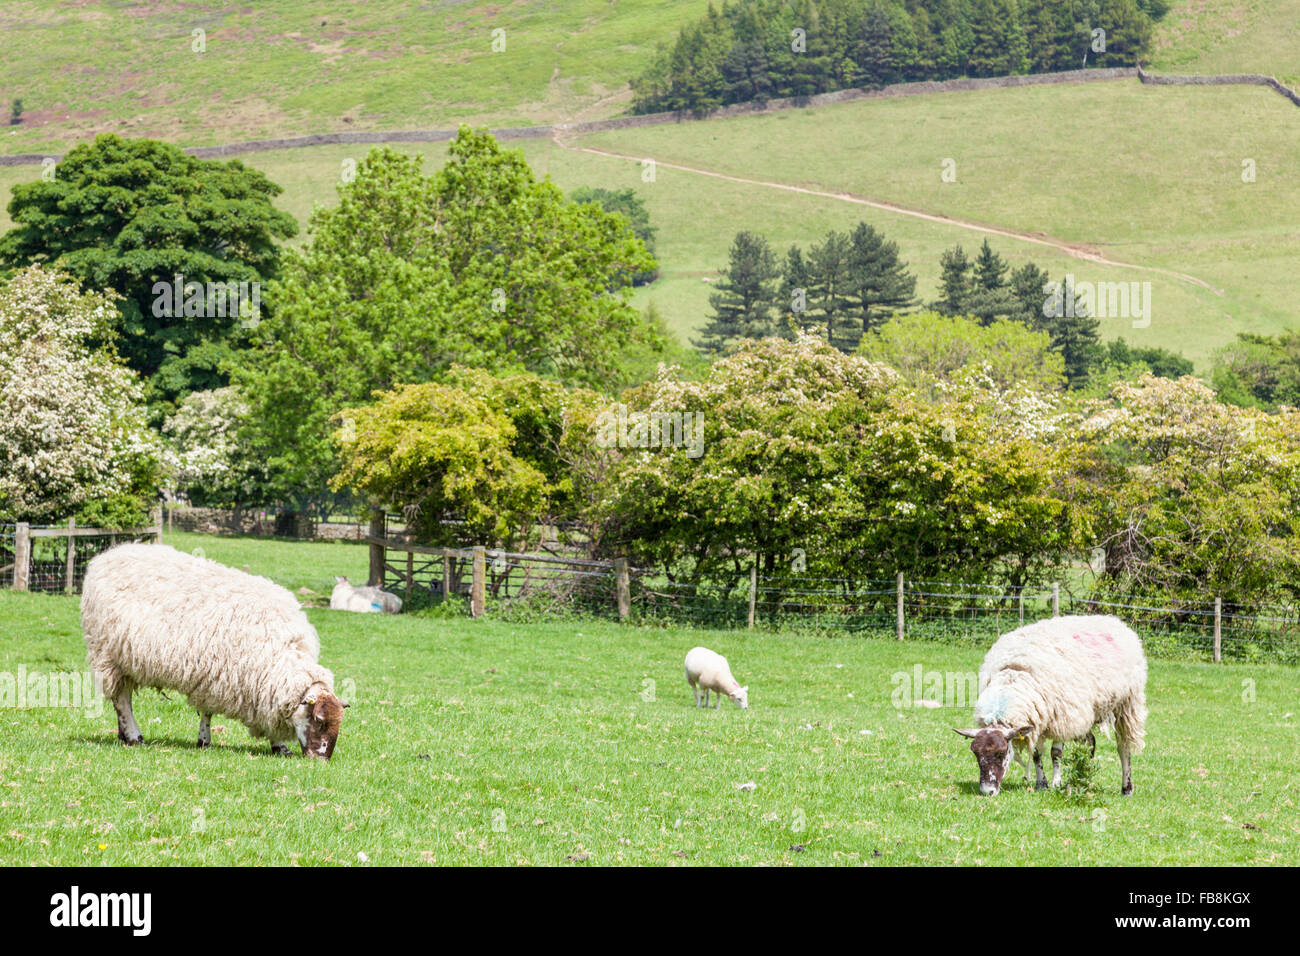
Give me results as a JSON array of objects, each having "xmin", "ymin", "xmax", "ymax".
[
  {"xmin": 81, "ymin": 543, "xmax": 348, "ymax": 758},
  {"xmin": 684, "ymin": 646, "xmax": 749, "ymax": 709},
  {"xmin": 955, "ymin": 614, "xmax": 1147, "ymax": 796},
  {"xmin": 330, "ymin": 576, "xmax": 402, "ymax": 614}
]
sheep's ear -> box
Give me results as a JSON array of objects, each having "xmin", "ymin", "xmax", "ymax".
[
  {"xmin": 341, "ymin": 701, "xmax": 350, "ymax": 709},
  {"xmin": 301, "ymin": 696, "xmax": 316, "ymax": 707},
  {"xmin": 1011, "ymin": 726, "xmax": 1034, "ymax": 741},
  {"xmin": 953, "ymin": 728, "xmax": 980, "ymax": 738}
]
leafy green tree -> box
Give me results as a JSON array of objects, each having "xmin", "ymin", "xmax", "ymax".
[
  {"xmin": 694, "ymin": 231, "xmax": 781, "ymax": 354},
  {"xmin": 570, "ymin": 186, "xmax": 658, "ymax": 286},
  {"xmin": 1079, "ymin": 374, "xmax": 1300, "ymax": 609},
  {"xmin": 0, "ymin": 134, "xmax": 296, "ymax": 403},
  {"xmin": 1209, "ymin": 330, "xmax": 1300, "ymax": 411},
  {"xmin": 859, "ymin": 311, "xmax": 1065, "ymax": 394},
  {"xmin": 235, "ymin": 129, "xmax": 658, "ymax": 511}
]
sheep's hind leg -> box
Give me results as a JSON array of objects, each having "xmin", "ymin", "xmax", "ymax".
[
  {"xmin": 1050, "ymin": 741, "xmax": 1063, "ymax": 789},
  {"xmin": 197, "ymin": 712, "xmax": 212, "ymax": 749},
  {"xmin": 1119, "ymin": 739, "xmax": 1134, "ymax": 796},
  {"xmin": 112, "ymin": 686, "xmax": 144, "ymax": 745}
]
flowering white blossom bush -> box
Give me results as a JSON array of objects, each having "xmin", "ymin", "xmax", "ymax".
[
  {"xmin": 0, "ymin": 266, "xmax": 160, "ymax": 523},
  {"xmin": 162, "ymin": 386, "xmax": 259, "ymax": 505}
]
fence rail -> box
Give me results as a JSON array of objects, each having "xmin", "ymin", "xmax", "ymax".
[
  {"xmin": 367, "ymin": 535, "xmax": 1300, "ymax": 665},
  {"xmin": 4, "ymin": 512, "xmax": 163, "ymax": 594}
]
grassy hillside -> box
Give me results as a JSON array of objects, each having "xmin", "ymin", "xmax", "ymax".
[
  {"xmin": 1153, "ymin": 0, "xmax": 1300, "ymax": 86},
  {"xmin": 4, "ymin": 81, "xmax": 1291, "ymax": 363},
  {"xmin": 0, "ymin": 1, "xmax": 1295, "ymax": 156},
  {"xmin": 0, "ymin": 0, "xmax": 712, "ymax": 153}
]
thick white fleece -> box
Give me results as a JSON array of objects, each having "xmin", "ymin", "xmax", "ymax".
[
  {"xmin": 974, "ymin": 614, "xmax": 1147, "ymax": 754},
  {"xmin": 81, "ymin": 544, "xmax": 334, "ymax": 742},
  {"xmin": 330, "ymin": 578, "xmax": 402, "ymax": 613}
]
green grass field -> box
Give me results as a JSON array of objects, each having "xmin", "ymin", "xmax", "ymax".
[{"xmin": 0, "ymin": 533, "xmax": 1295, "ymax": 866}]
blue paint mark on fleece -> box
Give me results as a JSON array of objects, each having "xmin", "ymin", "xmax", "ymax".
[
  {"xmin": 371, "ymin": 602, "xmax": 383, "ymax": 611},
  {"xmin": 975, "ymin": 687, "xmax": 1009, "ymax": 724}
]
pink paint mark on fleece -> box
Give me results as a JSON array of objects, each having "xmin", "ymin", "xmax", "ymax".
[{"xmin": 1072, "ymin": 632, "xmax": 1116, "ymax": 655}]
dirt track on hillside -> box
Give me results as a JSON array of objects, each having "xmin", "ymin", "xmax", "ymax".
[{"xmin": 553, "ymin": 135, "xmax": 1224, "ymax": 295}]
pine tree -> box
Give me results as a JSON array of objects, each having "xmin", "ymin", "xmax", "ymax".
[
  {"xmin": 845, "ymin": 221, "xmax": 917, "ymax": 339},
  {"xmin": 779, "ymin": 243, "xmax": 815, "ymax": 337},
  {"xmin": 1009, "ymin": 261, "xmax": 1051, "ymax": 327},
  {"xmin": 694, "ymin": 230, "xmax": 780, "ymax": 354},
  {"xmin": 807, "ymin": 230, "xmax": 855, "ymax": 350},
  {"xmin": 1040, "ymin": 275, "xmax": 1103, "ymax": 387},
  {"xmin": 973, "ymin": 238, "xmax": 1008, "ymax": 291},
  {"xmin": 936, "ymin": 244, "xmax": 973, "ymax": 314}
]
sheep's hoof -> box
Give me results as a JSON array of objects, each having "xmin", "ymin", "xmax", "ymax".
[
  {"xmin": 1122, "ymin": 782, "xmax": 1135, "ymax": 796},
  {"xmin": 196, "ymin": 738, "xmax": 210, "ymax": 749},
  {"xmin": 1035, "ymin": 779, "xmax": 1048, "ymax": 791},
  {"xmin": 270, "ymin": 743, "xmax": 292, "ymax": 756},
  {"xmin": 119, "ymin": 732, "xmax": 143, "ymax": 746}
]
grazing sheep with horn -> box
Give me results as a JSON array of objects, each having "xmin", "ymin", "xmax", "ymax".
[
  {"xmin": 81, "ymin": 544, "xmax": 348, "ymax": 759},
  {"xmin": 954, "ymin": 615, "xmax": 1147, "ymax": 796}
]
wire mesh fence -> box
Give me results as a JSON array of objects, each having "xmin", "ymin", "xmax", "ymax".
[
  {"xmin": 303, "ymin": 533, "xmax": 1300, "ymax": 665},
  {"xmin": 7, "ymin": 522, "xmax": 162, "ymax": 594}
]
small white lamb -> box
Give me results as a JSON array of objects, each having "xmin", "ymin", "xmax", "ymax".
[
  {"xmin": 330, "ymin": 576, "xmax": 402, "ymax": 613},
  {"xmin": 684, "ymin": 646, "xmax": 749, "ymax": 709}
]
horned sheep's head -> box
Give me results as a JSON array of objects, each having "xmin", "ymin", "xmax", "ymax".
[
  {"xmin": 293, "ymin": 690, "xmax": 349, "ymax": 759},
  {"xmin": 954, "ymin": 725, "xmax": 1032, "ymax": 796}
]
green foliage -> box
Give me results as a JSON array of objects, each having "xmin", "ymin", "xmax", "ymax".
[
  {"xmin": 8, "ymin": 99, "xmax": 22, "ymax": 126},
  {"xmin": 858, "ymin": 311, "xmax": 1065, "ymax": 394},
  {"xmin": 1209, "ymin": 330, "xmax": 1300, "ymax": 411},
  {"xmin": 332, "ymin": 368, "xmax": 605, "ymax": 547},
  {"xmin": 570, "ymin": 186, "xmax": 659, "ymax": 286},
  {"xmin": 0, "ymin": 134, "xmax": 296, "ymax": 403},
  {"xmin": 598, "ymin": 333, "xmax": 1079, "ymax": 589},
  {"xmin": 631, "ymin": 0, "xmax": 1158, "ymax": 113},
  {"xmin": 234, "ymin": 128, "xmax": 659, "ymax": 508},
  {"xmin": 1079, "ymin": 374, "xmax": 1300, "ymax": 609}
]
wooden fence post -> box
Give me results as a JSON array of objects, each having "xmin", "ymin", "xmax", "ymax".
[
  {"xmin": 747, "ymin": 564, "xmax": 757, "ymax": 629},
  {"xmin": 1214, "ymin": 597, "xmax": 1222, "ymax": 663},
  {"xmin": 64, "ymin": 518, "xmax": 76, "ymax": 593},
  {"xmin": 442, "ymin": 553, "xmax": 453, "ymax": 599},
  {"xmin": 405, "ymin": 550, "xmax": 414, "ymax": 604},
  {"xmin": 368, "ymin": 508, "xmax": 385, "ymax": 587},
  {"xmin": 1018, "ymin": 590, "xmax": 1025, "ymax": 626},
  {"xmin": 1052, "ymin": 583, "xmax": 1060, "ymax": 617},
  {"xmin": 471, "ymin": 546, "xmax": 486, "ymax": 618},
  {"xmin": 897, "ymin": 571, "xmax": 904, "ymax": 640},
  {"xmin": 616, "ymin": 558, "xmax": 630, "ymax": 620},
  {"xmin": 13, "ymin": 522, "xmax": 30, "ymax": 592},
  {"xmin": 150, "ymin": 504, "xmax": 163, "ymax": 540}
]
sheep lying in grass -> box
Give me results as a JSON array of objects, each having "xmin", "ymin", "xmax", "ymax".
[
  {"xmin": 954, "ymin": 614, "xmax": 1147, "ymax": 796},
  {"xmin": 330, "ymin": 576, "xmax": 402, "ymax": 613},
  {"xmin": 81, "ymin": 544, "xmax": 348, "ymax": 758},
  {"xmin": 685, "ymin": 646, "xmax": 749, "ymax": 709}
]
